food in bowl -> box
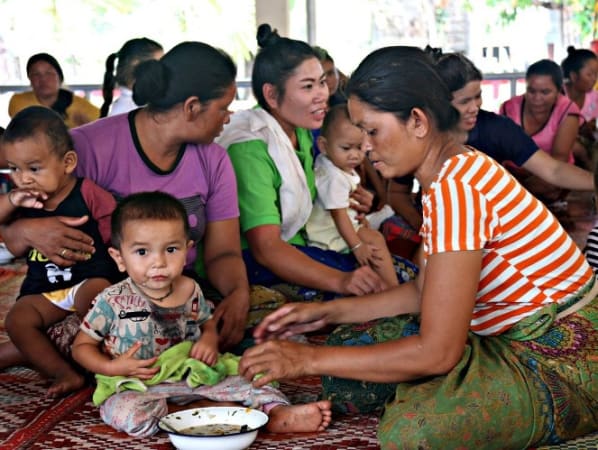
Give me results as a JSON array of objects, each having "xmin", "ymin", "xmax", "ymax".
[
  {"xmin": 177, "ymin": 422, "xmax": 248, "ymax": 436},
  {"xmin": 158, "ymin": 406, "xmax": 269, "ymax": 450}
]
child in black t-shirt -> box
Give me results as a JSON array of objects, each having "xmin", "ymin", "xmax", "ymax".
[{"xmin": 0, "ymin": 106, "xmax": 118, "ymax": 397}]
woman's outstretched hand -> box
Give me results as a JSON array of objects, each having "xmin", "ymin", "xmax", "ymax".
[
  {"xmin": 252, "ymin": 302, "xmax": 330, "ymax": 343},
  {"xmin": 239, "ymin": 340, "xmax": 315, "ymax": 387}
]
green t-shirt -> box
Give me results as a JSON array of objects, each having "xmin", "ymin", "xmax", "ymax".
[{"xmin": 226, "ymin": 127, "xmax": 316, "ymax": 248}]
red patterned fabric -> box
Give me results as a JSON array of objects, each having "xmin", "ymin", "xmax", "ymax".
[
  {"xmin": 0, "ymin": 368, "xmax": 380, "ymax": 450},
  {"xmin": 1, "ymin": 260, "xmax": 597, "ymax": 449}
]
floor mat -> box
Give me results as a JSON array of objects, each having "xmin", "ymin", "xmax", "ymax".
[
  {"xmin": 0, "ymin": 367, "xmax": 380, "ymax": 450},
  {"xmin": 1, "ymin": 242, "xmax": 597, "ymax": 449}
]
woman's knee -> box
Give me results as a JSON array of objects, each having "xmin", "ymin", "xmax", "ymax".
[{"xmin": 378, "ymin": 409, "xmax": 462, "ymax": 450}]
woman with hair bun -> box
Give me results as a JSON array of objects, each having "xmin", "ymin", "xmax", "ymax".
[
  {"xmin": 239, "ymin": 46, "xmax": 598, "ymax": 449},
  {"xmin": 385, "ymin": 50, "xmax": 593, "ymax": 235},
  {"xmin": 217, "ymin": 24, "xmax": 404, "ymax": 301},
  {"xmin": 562, "ymin": 45, "xmax": 598, "ymax": 169},
  {"xmin": 100, "ymin": 37, "xmax": 163, "ymax": 117},
  {"xmin": 1, "ymin": 42, "xmax": 250, "ymax": 350},
  {"xmin": 500, "ymin": 59, "xmax": 582, "ymax": 205}
]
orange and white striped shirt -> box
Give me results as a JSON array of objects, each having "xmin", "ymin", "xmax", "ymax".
[{"xmin": 421, "ymin": 149, "xmax": 593, "ymax": 335}]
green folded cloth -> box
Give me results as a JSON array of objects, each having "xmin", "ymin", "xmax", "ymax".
[{"xmin": 92, "ymin": 341, "xmax": 241, "ymax": 406}]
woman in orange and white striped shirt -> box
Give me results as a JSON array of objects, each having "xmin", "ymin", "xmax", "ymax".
[{"xmin": 239, "ymin": 46, "xmax": 598, "ymax": 449}]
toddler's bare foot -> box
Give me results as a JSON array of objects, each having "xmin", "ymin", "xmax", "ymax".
[
  {"xmin": 266, "ymin": 400, "xmax": 332, "ymax": 433},
  {"xmin": 47, "ymin": 370, "xmax": 85, "ymax": 398}
]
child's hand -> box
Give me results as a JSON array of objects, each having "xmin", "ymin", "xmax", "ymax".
[
  {"xmin": 107, "ymin": 341, "xmax": 159, "ymax": 379},
  {"xmin": 190, "ymin": 335, "xmax": 219, "ymax": 367},
  {"xmin": 353, "ymin": 242, "xmax": 375, "ymax": 267},
  {"xmin": 8, "ymin": 189, "xmax": 48, "ymax": 209}
]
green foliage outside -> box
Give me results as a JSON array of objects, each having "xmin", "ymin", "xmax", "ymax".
[{"xmin": 481, "ymin": 0, "xmax": 598, "ymax": 41}]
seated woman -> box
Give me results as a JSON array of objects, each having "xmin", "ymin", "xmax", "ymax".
[
  {"xmin": 385, "ymin": 50, "xmax": 593, "ymax": 239},
  {"xmin": 312, "ymin": 45, "xmax": 347, "ymax": 107},
  {"xmin": 500, "ymin": 58, "xmax": 582, "ymax": 207},
  {"xmin": 99, "ymin": 37, "xmax": 164, "ymax": 117},
  {"xmin": 8, "ymin": 53, "xmax": 100, "ymax": 128},
  {"xmin": 562, "ymin": 45, "xmax": 598, "ymax": 170},
  {"xmin": 0, "ymin": 42, "xmax": 249, "ymax": 351},
  {"xmin": 216, "ymin": 24, "xmax": 414, "ymax": 301},
  {"xmin": 239, "ymin": 46, "xmax": 598, "ymax": 449}
]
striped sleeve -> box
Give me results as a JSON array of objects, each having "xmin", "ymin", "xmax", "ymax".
[{"xmin": 423, "ymin": 154, "xmax": 497, "ymax": 254}]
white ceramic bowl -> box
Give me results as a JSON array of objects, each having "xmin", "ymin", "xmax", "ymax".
[{"xmin": 158, "ymin": 406, "xmax": 269, "ymax": 450}]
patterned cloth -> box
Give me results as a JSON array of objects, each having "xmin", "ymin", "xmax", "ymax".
[
  {"xmin": 244, "ymin": 247, "xmax": 419, "ymax": 302},
  {"xmin": 322, "ymin": 290, "xmax": 598, "ymax": 449},
  {"xmin": 100, "ymin": 376, "xmax": 289, "ymax": 438},
  {"xmin": 79, "ymin": 278, "xmax": 211, "ymax": 359},
  {"xmin": 423, "ymin": 150, "xmax": 592, "ymax": 335}
]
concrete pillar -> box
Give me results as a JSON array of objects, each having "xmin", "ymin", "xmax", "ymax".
[{"xmin": 255, "ymin": 0, "xmax": 290, "ymax": 37}]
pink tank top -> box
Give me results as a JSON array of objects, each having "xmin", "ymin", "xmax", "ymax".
[
  {"xmin": 500, "ymin": 94, "xmax": 581, "ymax": 162},
  {"xmin": 579, "ymin": 89, "xmax": 598, "ymax": 122}
]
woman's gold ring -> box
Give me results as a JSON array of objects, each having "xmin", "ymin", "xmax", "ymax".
[{"xmin": 60, "ymin": 248, "xmax": 68, "ymax": 258}]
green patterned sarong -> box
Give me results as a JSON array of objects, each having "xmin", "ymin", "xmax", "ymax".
[{"xmin": 323, "ymin": 288, "xmax": 598, "ymax": 449}]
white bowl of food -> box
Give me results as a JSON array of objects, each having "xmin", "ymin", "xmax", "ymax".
[{"xmin": 158, "ymin": 406, "xmax": 269, "ymax": 450}]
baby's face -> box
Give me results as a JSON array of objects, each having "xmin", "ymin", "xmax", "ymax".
[
  {"xmin": 4, "ymin": 133, "xmax": 70, "ymax": 196},
  {"xmin": 324, "ymin": 118, "xmax": 365, "ymax": 173},
  {"xmin": 110, "ymin": 218, "xmax": 191, "ymax": 302}
]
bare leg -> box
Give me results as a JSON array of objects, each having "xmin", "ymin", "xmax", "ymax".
[
  {"xmin": 6, "ymin": 294, "xmax": 83, "ymax": 397},
  {"xmin": 0, "ymin": 340, "xmax": 27, "ymax": 370},
  {"xmin": 6, "ymin": 278, "xmax": 110, "ymax": 397},
  {"xmin": 73, "ymin": 278, "xmax": 111, "ymax": 320},
  {"xmin": 358, "ymin": 227, "xmax": 400, "ymax": 288},
  {"xmin": 169, "ymin": 398, "xmax": 332, "ymax": 433},
  {"xmin": 266, "ymin": 400, "xmax": 332, "ymax": 433}
]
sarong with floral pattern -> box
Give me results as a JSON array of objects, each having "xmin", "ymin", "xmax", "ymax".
[{"xmin": 323, "ymin": 284, "xmax": 598, "ymax": 450}]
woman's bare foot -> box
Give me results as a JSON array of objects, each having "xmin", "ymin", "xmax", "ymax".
[
  {"xmin": 47, "ymin": 370, "xmax": 85, "ymax": 398},
  {"xmin": 266, "ymin": 400, "xmax": 332, "ymax": 433}
]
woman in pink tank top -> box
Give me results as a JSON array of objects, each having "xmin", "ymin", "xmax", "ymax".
[
  {"xmin": 500, "ymin": 58, "xmax": 581, "ymax": 207},
  {"xmin": 562, "ymin": 45, "xmax": 598, "ymax": 170}
]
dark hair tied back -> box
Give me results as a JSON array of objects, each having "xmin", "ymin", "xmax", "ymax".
[
  {"xmin": 256, "ymin": 23, "xmax": 281, "ymax": 49},
  {"xmin": 424, "ymin": 45, "xmax": 443, "ymax": 62},
  {"xmin": 100, "ymin": 53, "xmax": 119, "ymax": 117},
  {"xmin": 132, "ymin": 59, "xmax": 170, "ymax": 107},
  {"xmin": 251, "ymin": 23, "xmax": 317, "ymax": 112},
  {"xmin": 526, "ymin": 59, "xmax": 563, "ymax": 91},
  {"xmin": 561, "ymin": 45, "xmax": 597, "ymax": 79},
  {"xmin": 433, "ymin": 51, "xmax": 483, "ymax": 93},
  {"xmin": 132, "ymin": 41, "xmax": 236, "ymax": 112},
  {"xmin": 347, "ymin": 46, "xmax": 460, "ymax": 132}
]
